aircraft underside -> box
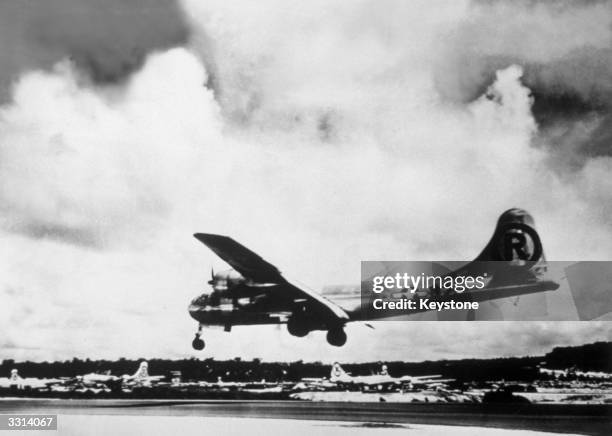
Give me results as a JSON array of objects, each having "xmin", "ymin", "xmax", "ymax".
[
  {"xmin": 189, "ymin": 298, "xmax": 350, "ymax": 350},
  {"xmin": 188, "ymin": 208, "xmax": 559, "ymax": 351}
]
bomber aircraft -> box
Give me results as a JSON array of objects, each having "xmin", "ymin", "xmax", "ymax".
[
  {"xmin": 0, "ymin": 369, "xmax": 63, "ymax": 390},
  {"xmin": 329, "ymin": 363, "xmax": 452, "ymax": 391},
  {"xmin": 189, "ymin": 208, "xmax": 559, "ymax": 349},
  {"xmin": 75, "ymin": 361, "xmax": 164, "ymax": 387}
]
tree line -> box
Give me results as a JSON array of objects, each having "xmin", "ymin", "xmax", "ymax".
[{"xmin": 1, "ymin": 341, "xmax": 609, "ymax": 382}]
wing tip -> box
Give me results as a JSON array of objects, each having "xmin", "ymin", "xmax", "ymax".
[{"xmin": 194, "ymin": 232, "xmax": 227, "ymax": 241}]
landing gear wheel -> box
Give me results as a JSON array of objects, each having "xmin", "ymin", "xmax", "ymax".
[
  {"xmin": 287, "ymin": 316, "xmax": 309, "ymax": 337},
  {"xmin": 192, "ymin": 335, "xmax": 205, "ymax": 350},
  {"xmin": 326, "ymin": 327, "xmax": 347, "ymax": 347}
]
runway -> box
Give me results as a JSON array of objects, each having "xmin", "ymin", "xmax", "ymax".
[{"xmin": 0, "ymin": 399, "xmax": 610, "ymax": 435}]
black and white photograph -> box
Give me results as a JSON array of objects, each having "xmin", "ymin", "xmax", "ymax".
[{"xmin": 0, "ymin": 1, "xmax": 611, "ymax": 435}]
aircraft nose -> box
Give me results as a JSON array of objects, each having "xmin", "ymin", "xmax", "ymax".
[
  {"xmin": 191, "ymin": 294, "xmax": 208, "ymax": 306},
  {"xmin": 188, "ymin": 294, "xmax": 209, "ymax": 316}
]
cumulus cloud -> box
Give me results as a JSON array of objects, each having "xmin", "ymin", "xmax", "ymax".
[
  {"xmin": 0, "ymin": 0, "xmax": 188, "ymax": 102},
  {"xmin": 0, "ymin": 0, "xmax": 610, "ymax": 361},
  {"xmin": 433, "ymin": 0, "xmax": 612, "ymax": 168},
  {"xmin": 179, "ymin": 0, "xmax": 612, "ymax": 259}
]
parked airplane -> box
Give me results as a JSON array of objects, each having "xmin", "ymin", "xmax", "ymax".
[
  {"xmin": 48, "ymin": 361, "xmax": 165, "ymax": 392},
  {"xmin": 70, "ymin": 361, "xmax": 164, "ymax": 387},
  {"xmin": 73, "ymin": 371, "xmax": 121, "ymax": 391},
  {"xmin": 189, "ymin": 208, "xmax": 559, "ymax": 349},
  {"xmin": 0, "ymin": 369, "xmax": 62, "ymax": 390},
  {"xmin": 294, "ymin": 377, "xmax": 338, "ymax": 391},
  {"xmin": 121, "ymin": 361, "xmax": 165, "ymax": 386},
  {"xmin": 199, "ymin": 376, "xmax": 245, "ymax": 390},
  {"xmin": 539, "ymin": 367, "xmax": 612, "ymax": 381},
  {"xmin": 329, "ymin": 363, "xmax": 452, "ymax": 390}
]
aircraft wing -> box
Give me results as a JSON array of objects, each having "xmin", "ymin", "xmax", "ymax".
[
  {"xmin": 194, "ymin": 233, "xmax": 349, "ymax": 324},
  {"xmin": 399, "ymin": 375, "xmax": 454, "ymax": 385},
  {"xmin": 194, "ymin": 233, "xmax": 282, "ymax": 283},
  {"xmin": 407, "ymin": 375, "xmax": 443, "ymax": 381},
  {"xmin": 414, "ymin": 378, "xmax": 455, "ymax": 385},
  {"xmin": 147, "ymin": 376, "xmax": 165, "ymax": 381},
  {"xmin": 82, "ymin": 373, "xmax": 120, "ymax": 383}
]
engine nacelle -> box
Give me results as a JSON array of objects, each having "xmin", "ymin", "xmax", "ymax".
[{"xmin": 208, "ymin": 269, "xmax": 245, "ymax": 295}]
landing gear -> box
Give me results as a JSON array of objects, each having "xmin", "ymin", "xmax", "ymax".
[
  {"xmin": 287, "ymin": 316, "xmax": 309, "ymax": 337},
  {"xmin": 192, "ymin": 324, "xmax": 205, "ymax": 350},
  {"xmin": 192, "ymin": 335, "xmax": 205, "ymax": 350},
  {"xmin": 326, "ymin": 327, "xmax": 347, "ymax": 347}
]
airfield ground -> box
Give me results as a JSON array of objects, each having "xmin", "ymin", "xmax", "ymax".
[{"xmin": 0, "ymin": 399, "xmax": 610, "ymax": 435}]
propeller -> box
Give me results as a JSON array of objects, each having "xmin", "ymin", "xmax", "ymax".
[{"xmin": 208, "ymin": 267, "xmax": 215, "ymax": 285}]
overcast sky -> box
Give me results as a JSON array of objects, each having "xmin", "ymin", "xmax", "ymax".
[{"xmin": 1, "ymin": 0, "xmax": 611, "ymax": 363}]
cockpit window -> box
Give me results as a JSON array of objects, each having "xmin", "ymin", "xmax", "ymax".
[{"xmin": 192, "ymin": 294, "xmax": 209, "ymax": 305}]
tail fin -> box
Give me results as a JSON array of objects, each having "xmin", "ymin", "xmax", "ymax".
[
  {"xmin": 476, "ymin": 208, "xmax": 544, "ymax": 265},
  {"xmin": 133, "ymin": 361, "xmax": 149, "ymax": 379},
  {"xmin": 10, "ymin": 369, "xmax": 20, "ymax": 382},
  {"xmin": 330, "ymin": 362, "xmax": 349, "ymax": 382},
  {"xmin": 471, "ymin": 208, "xmax": 550, "ymax": 282}
]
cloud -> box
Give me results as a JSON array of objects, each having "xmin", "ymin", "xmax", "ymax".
[
  {"xmin": 0, "ymin": 0, "xmax": 189, "ymax": 102},
  {"xmin": 432, "ymin": 0, "xmax": 612, "ymax": 169},
  {"xmin": 0, "ymin": 0, "xmax": 610, "ymax": 361}
]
